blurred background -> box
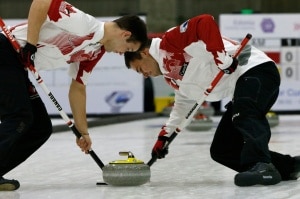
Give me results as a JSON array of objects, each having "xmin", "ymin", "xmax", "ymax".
[
  {"xmin": 1, "ymin": 0, "xmax": 300, "ymax": 120},
  {"xmin": 1, "ymin": 0, "xmax": 299, "ymax": 32}
]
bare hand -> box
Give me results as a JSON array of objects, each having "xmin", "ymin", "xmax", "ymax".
[{"xmin": 76, "ymin": 134, "xmax": 92, "ymax": 154}]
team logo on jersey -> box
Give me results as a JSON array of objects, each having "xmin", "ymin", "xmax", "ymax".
[{"xmin": 180, "ymin": 20, "xmax": 189, "ymax": 33}]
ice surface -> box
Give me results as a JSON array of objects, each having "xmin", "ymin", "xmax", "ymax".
[{"xmin": 1, "ymin": 115, "xmax": 300, "ymax": 199}]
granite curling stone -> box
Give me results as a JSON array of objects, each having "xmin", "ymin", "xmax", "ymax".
[
  {"xmin": 266, "ymin": 111, "xmax": 279, "ymax": 127},
  {"xmin": 102, "ymin": 151, "xmax": 151, "ymax": 186},
  {"xmin": 196, "ymin": 102, "xmax": 215, "ymax": 117},
  {"xmin": 186, "ymin": 113, "xmax": 213, "ymax": 131}
]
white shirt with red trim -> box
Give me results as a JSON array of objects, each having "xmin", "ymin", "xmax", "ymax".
[
  {"xmin": 11, "ymin": 1, "xmax": 105, "ymax": 85},
  {"xmin": 149, "ymin": 14, "xmax": 273, "ymax": 132}
]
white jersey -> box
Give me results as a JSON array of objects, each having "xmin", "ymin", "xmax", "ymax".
[
  {"xmin": 9, "ymin": 1, "xmax": 105, "ymax": 85},
  {"xmin": 149, "ymin": 14, "xmax": 274, "ymax": 132}
]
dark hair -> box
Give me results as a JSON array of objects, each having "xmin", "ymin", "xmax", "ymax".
[
  {"xmin": 124, "ymin": 38, "xmax": 152, "ymax": 68},
  {"xmin": 114, "ymin": 15, "xmax": 148, "ymax": 50}
]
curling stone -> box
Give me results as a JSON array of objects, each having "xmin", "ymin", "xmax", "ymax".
[
  {"xmin": 196, "ymin": 102, "xmax": 215, "ymax": 117},
  {"xmin": 102, "ymin": 151, "xmax": 151, "ymax": 186},
  {"xmin": 266, "ymin": 111, "xmax": 279, "ymax": 127},
  {"xmin": 186, "ymin": 113, "xmax": 213, "ymax": 131}
]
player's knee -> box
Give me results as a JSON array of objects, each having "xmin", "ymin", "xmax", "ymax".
[
  {"xmin": 28, "ymin": 117, "xmax": 52, "ymax": 148},
  {"xmin": 44, "ymin": 118, "xmax": 53, "ymax": 138},
  {"xmin": 38, "ymin": 116, "xmax": 53, "ymax": 140},
  {"xmin": 210, "ymin": 144, "xmax": 223, "ymax": 163}
]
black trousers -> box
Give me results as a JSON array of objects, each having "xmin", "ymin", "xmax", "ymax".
[
  {"xmin": 210, "ymin": 61, "xmax": 295, "ymax": 180},
  {"xmin": 0, "ymin": 34, "xmax": 52, "ymax": 176}
]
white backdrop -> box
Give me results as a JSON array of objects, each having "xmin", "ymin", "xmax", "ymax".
[
  {"xmin": 3, "ymin": 17, "xmax": 145, "ymax": 115},
  {"xmin": 220, "ymin": 14, "xmax": 300, "ymax": 111}
]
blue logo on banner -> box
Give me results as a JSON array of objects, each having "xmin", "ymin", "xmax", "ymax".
[{"xmin": 261, "ymin": 18, "xmax": 275, "ymax": 33}]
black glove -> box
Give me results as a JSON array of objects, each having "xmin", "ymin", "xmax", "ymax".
[
  {"xmin": 152, "ymin": 129, "xmax": 169, "ymax": 159},
  {"xmin": 20, "ymin": 42, "xmax": 37, "ymax": 68},
  {"xmin": 222, "ymin": 57, "xmax": 238, "ymax": 74}
]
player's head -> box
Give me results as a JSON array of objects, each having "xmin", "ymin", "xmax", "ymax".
[
  {"xmin": 124, "ymin": 38, "xmax": 162, "ymax": 78},
  {"xmin": 104, "ymin": 15, "xmax": 147, "ymax": 54},
  {"xmin": 114, "ymin": 15, "xmax": 147, "ymax": 48}
]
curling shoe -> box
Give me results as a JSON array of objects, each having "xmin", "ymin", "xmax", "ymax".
[
  {"xmin": 0, "ymin": 177, "xmax": 20, "ymax": 191},
  {"xmin": 234, "ymin": 162, "xmax": 281, "ymax": 186},
  {"xmin": 289, "ymin": 156, "xmax": 300, "ymax": 180}
]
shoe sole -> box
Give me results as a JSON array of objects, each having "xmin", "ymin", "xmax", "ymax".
[
  {"xmin": 289, "ymin": 172, "xmax": 300, "ymax": 180},
  {"xmin": 234, "ymin": 172, "xmax": 281, "ymax": 186}
]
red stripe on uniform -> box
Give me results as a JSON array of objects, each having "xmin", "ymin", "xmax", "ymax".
[{"xmin": 48, "ymin": 0, "xmax": 63, "ymax": 22}]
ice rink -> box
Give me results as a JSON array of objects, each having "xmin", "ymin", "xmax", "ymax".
[{"xmin": 1, "ymin": 115, "xmax": 300, "ymax": 199}]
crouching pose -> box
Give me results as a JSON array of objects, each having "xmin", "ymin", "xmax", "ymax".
[{"xmin": 124, "ymin": 14, "xmax": 300, "ymax": 186}]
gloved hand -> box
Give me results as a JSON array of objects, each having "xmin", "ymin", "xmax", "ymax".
[
  {"xmin": 20, "ymin": 42, "xmax": 37, "ymax": 68},
  {"xmin": 221, "ymin": 57, "xmax": 238, "ymax": 74},
  {"xmin": 152, "ymin": 128, "xmax": 170, "ymax": 159}
]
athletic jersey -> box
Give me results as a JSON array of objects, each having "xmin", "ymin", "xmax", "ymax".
[
  {"xmin": 9, "ymin": 0, "xmax": 105, "ymax": 85},
  {"xmin": 149, "ymin": 14, "xmax": 274, "ymax": 132}
]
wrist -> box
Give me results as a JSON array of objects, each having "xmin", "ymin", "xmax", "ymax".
[{"xmin": 24, "ymin": 42, "xmax": 37, "ymax": 53}]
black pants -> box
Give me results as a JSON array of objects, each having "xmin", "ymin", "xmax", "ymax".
[
  {"xmin": 210, "ymin": 61, "xmax": 295, "ymax": 180},
  {"xmin": 0, "ymin": 34, "xmax": 52, "ymax": 176}
]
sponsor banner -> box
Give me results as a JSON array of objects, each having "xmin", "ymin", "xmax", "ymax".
[
  {"xmin": 220, "ymin": 14, "xmax": 300, "ymax": 111},
  {"xmin": 220, "ymin": 14, "xmax": 300, "ymax": 38}
]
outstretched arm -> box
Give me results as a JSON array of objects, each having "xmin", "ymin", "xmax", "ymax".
[{"xmin": 69, "ymin": 79, "xmax": 92, "ymax": 154}]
